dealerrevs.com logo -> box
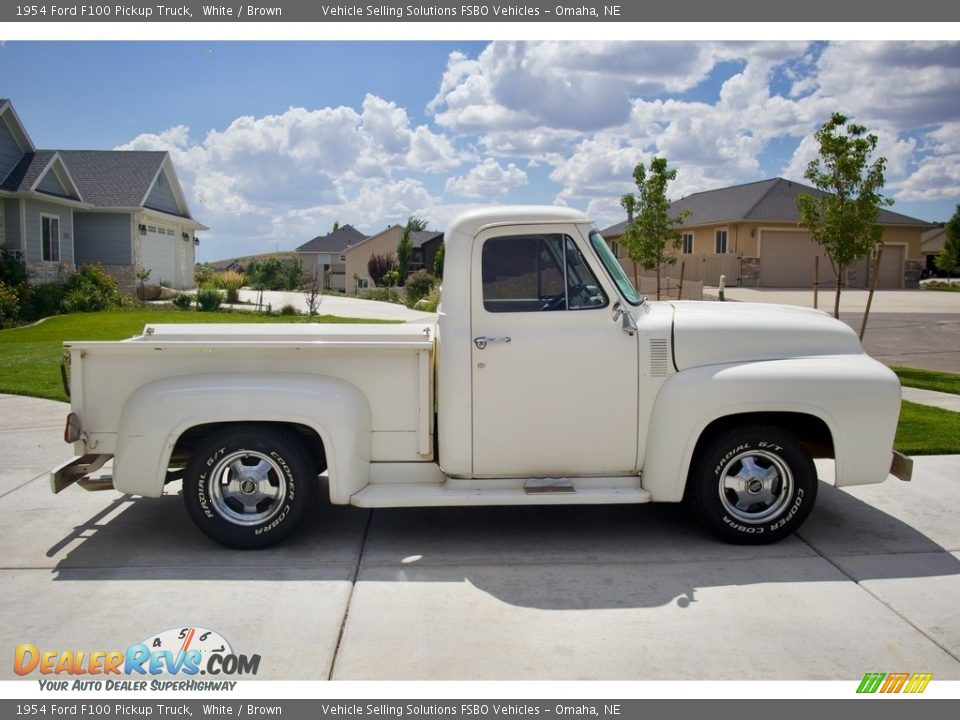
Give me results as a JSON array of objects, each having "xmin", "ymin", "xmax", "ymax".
[{"xmin": 14, "ymin": 627, "xmax": 260, "ymax": 691}]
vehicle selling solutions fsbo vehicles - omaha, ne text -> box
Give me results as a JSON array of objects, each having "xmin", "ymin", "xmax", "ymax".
[{"xmin": 51, "ymin": 206, "xmax": 912, "ymax": 548}]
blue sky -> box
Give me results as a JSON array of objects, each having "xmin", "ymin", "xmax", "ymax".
[{"xmin": 2, "ymin": 40, "xmax": 958, "ymax": 261}]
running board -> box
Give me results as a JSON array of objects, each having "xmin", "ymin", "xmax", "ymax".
[{"xmin": 351, "ymin": 479, "xmax": 651, "ymax": 508}]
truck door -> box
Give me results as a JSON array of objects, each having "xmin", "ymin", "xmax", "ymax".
[{"xmin": 470, "ymin": 227, "xmax": 639, "ymax": 477}]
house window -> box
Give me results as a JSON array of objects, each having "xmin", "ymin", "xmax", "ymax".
[
  {"xmin": 715, "ymin": 229, "xmax": 728, "ymax": 254},
  {"xmin": 339, "ymin": 254, "xmax": 346, "ymax": 263},
  {"xmin": 682, "ymin": 233, "xmax": 694, "ymax": 254},
  {"xmin": 357, "ymin": 278, "xmax": 369, "ymax": 290},
  {"xmin": 611, "ymin": 241, "xmax": 620, "ymax": 258},
  {"xmin": 41, "ymin": 215, "xmax": 60, "ymax": 262}
]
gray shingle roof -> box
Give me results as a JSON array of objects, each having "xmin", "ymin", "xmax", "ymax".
[
  {"xmin": 410, "ymin": 230, "xmax": 443, "ymax": 249},
  {"xmin": 56, "ymin": 150, "xmax": 169, "ymax": 210},
  {"xmin": 0, "ymin": 151, "xmax": 58, "ymax": 193},
  {"xmin": 601, "ymin": 177, "xmax": 933, "ymax": 236},
  {"xmin": 296, "ymin": 224, "xmax": 368, "ymax": 253}
]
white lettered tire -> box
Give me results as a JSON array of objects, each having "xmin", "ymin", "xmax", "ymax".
[
  {"xmin": 183, "ymin": 425, "xmax": 318, "ymax": 549},
  {"xmin": 688, "ymin": 425, "xmax": 817, "ymax": 544}
]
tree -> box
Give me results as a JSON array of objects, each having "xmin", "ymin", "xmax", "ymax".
[
  {"xmin": 396, "ymin": 216, "xmax": 428, "ymax": 284},
  {"xmin": 796, "ymin": 112, "xmax": 893, "ymax": 318},
  {"xmin": 433, "ymin": 242, "xmax": 445, "ymax": 280},
  {"xmin": 934, "ymin": 205, "xmax": 960, "ymax": 279},
  {"xmin": 619, "ymin": 157, "xmax": 688, "ymax": 300}
]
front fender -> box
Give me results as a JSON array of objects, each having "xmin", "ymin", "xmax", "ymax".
[
  {"xmin": 114, "ymin": 373, "xmax": 372, "ymax": 503},
  {"xmin": 641, "ymin": 355, "xmax": 901, "ymax": 502}
]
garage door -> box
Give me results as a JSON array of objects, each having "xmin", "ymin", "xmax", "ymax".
[
  {"xmin": 851, "ymin": 245, "xmax": 905, "ymax": 289},
  {"xmin": 759, "ymin": 231, "xmax": 837, "ymax": 288},
  {"xmin": 142, "ymin": 224, "xmax": 177, "ymax": 287}
]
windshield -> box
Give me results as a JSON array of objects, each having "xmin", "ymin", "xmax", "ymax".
[{"xmin": 588, "ymin": 229, "xmax": 642, "ymax": 305}]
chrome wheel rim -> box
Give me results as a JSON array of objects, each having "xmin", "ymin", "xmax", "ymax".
[
  {"xmin": 717, "ymin": 449, "xmax": 793, "ymax": 524},
  {"xmin": 208, "ymin": 450, "xmax": 287, "ymax": 526}
]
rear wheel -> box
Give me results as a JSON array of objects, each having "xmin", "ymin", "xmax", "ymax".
[
  {"xmin": 183, "ymin": 425, "xmax": 318, "ymax": 549},
  {"xmin": 688, "ymin": 425, "xmax": 817, "ymax": 544}
]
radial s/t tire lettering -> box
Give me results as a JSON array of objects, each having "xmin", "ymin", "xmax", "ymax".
[
  {"xmin": 182, "ymin": 425, "xmax": 318, "ymax": 549},
  {"xmin": 687, "ymin": 425, "xmax": 817, "ymax": 544}
]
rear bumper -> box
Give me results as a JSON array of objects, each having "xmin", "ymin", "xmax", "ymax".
[{"xmin": 49, "ymin": 454, "xmax": 112, "ymax": 494}]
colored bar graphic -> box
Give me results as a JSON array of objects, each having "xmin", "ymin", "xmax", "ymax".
[{"xmin": 857, "ymin": 672, "xmax": 932, "ymax": 694}]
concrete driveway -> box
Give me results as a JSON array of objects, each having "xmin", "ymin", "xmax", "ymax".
[{"xmin": 2, "ymin": 394, "xmax": 959, "ymax": 682}]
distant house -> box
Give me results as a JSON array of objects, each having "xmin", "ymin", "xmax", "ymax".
[
  {"xmin": 295, "ymin": 224, "xmax": 367, "ymax": 292},
  {"xmin": 0, "ymin": 99, "xmax": 206, "ymax": 291},
  {"xmin": 344, "ymin": 225, "xmax": 444, "ymax": 295},
  {"xmin": 601, "ymin": 177, "xmax": 934, "ymax": 289}
]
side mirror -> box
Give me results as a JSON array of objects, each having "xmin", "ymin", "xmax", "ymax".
[{"xmin": 613, "ymin": 302, "xmax": 637, "ymax": 336}]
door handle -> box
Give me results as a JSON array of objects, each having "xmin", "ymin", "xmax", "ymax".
[{"xmin": 474, "ymin": 336, "xmax": 511, "ymax": 350}]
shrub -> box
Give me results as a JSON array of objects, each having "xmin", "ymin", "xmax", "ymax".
[
  {"xmin": 221, "ymin": 270, "xmax": 244, "ymax": 303},
  {"xmin": 0, "ymin": 248, "xmax": 28, "ymax": 287},
  {"xmin": 404, "ymin": 269, "xmax": 436, "ymax": 307},
  {"xmin": 359, "ymin": 288, "xmax": 402, "ymax": 304},
  {"xmin": 0, "ymin": 282, "xmax": 21, "ymax": 328},
  {"xmin": 368, "ymin": 253, "xmax": 397, "ymax": 287},
  {"xmin": 279, "ymin": 303, "xmax": 299, "ymax": 316},
  {"xmin": 196, "ymin": 288, "xmax": 223, "ymax": 312},
  {"xmin": 413, "ymin": 288, "xmax": 441, "ymax": 312},
  {"xmin": 171, "ymin": 293, "xmax": 193, "ymax": 309},
  {"xmin": 193, "ymin": 265, "xmax": 216, "ymax": 288},
  {"xmin": 60, "ymin": 265, "xmax": 122, "ymax": 313},
  {"xmin": 19, "ymin": 283, "xmax": 66, "ymax": 321}
]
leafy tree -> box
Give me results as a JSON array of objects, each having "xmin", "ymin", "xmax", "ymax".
[
  {"xmin": 619, "ymin": 157, "xmax": 689, "ymax": 300},
  {"xmin": 934, "ymin": 205, "xmax": 960, "ymax": 278},
  {"xmin": 433, "ymin": 242, "xmax": 445, "ymax": 280},
  {"xmin": 332, "ymin": 220, "xmax": 340, "ymax": 232},
  {"xmin": 396, "ymin": 216, "xmax": 428, "ymax": 284},
  {"xmin": 368, "ymin": 253, "xmax": 397, "ymax": 287},
  {"xmin": 796, "ymin": 112, "xmax": 893, "ymax": 318}
]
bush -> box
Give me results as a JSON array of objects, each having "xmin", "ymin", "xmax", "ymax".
[
  {"xmin": 368, "ymin": 253, "xmax": 397, "ymax": 287},
  {"xmin": 413, "ymin": 288, "xmax": 441, "ymax": 312},
  {"xmin": 0, "ymin": 248, "xmax": 28, "ymax": 287},
  {"xmin": 60, "ymin": 265, "xmax": 122, "ymax": 313},
  {"xmin": 279, "ymin": 303, "xmax": 299, "ymax": 316},
  {"xmin": 0, "ymin": 282, "xmax": 21, "ymax": 328},
  {"xmin": 196, "ymin": 288, "xmax": 223, "ymax": 312},
  {"xmin": 171, "ymin": 293, "xmax": 193, "ymax": 309},
  {"xmin": 19, "ymin": 282, "xmax": 65, "ymax": 321},
  {"xmin": 193, "ymin": 265, "xmax": 216, "ymax": 288},
  {"xmin": 221, "ymin": 270, "xmax": 244, "ymax": 303},
  {"xmin": 404, "ymin": 269, "xmax": 436, "ymax": 307},
  {"xmin": 360, "ymin": 288, "xmax": 403, "ymax": 304}
]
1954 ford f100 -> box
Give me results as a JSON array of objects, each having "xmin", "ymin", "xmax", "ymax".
[{"xmin": 51, "ymin": 206, "xmax": 911, "ymax": 548}]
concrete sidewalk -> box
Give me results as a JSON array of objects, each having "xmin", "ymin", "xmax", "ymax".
[
  {"xmin": 1, "ymin": 391, "xmax": 958, "ymax": 682},
  {"xmin": 902, "ymin": 386, "xmax": 960, "ymax": 412}
]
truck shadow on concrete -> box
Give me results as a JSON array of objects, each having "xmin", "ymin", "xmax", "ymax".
[{"xmin": 48, "ymin": 480, "xmax": 960, "ymax": 611}]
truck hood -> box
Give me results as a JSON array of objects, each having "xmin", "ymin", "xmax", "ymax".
[{"xmin": 670, "ymin": 301, "xmax": 863, "ymax": 371}]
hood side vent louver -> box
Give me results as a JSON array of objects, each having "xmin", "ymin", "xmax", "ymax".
[{"xmin": 650, "ymin": 338, "xmax": 669, "ymax": 377}]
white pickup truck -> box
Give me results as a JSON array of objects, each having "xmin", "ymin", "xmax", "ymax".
[{"xmin": 51, "ymin": 206, "xmax": 911, "ymax": 548}]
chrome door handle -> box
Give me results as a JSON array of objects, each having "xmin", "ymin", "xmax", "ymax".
[{"xmin": 474, "ymin": 336, "xmax": 511, "ymax": 350}]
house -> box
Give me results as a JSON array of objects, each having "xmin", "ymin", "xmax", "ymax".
[
  {"xmin": 0, "ymin": 99, "xmax": 206, "ymax": 291},
  {"xmin": 601, "ymin": 177, "xmax": 934, "ymax": 289},
  {"xmin": 343, "ymin": 225, "xmax": 444, "ymax": 295},
  {"xmin": 295, "ymin": 224, "xmax": 367, "ymax": 293}
]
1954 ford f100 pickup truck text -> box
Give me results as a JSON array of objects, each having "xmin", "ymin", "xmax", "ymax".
[{"xmin": 51, "ymin": 206, "xmax": 911, "ymax": 548}]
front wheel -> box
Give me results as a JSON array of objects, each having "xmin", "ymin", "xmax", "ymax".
[
  {"xmin": 183, "ymin": 425, "xmax": 318, "ymax": 549},
  {"xmin": 687, "ymin": 425, "xmax": 817, "ymax": 544}
]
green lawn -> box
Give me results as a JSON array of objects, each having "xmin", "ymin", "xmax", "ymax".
[
  {"xmin": 892, "ymin": 366, "xmax": 960, "ymax": 396},
  {"xmin": 0, "ymin": 308, "xmax": 391, "ymax": 402},
  {"xmin": 895, "ymin": 400, "xmax": 960, "ymax": 455}
]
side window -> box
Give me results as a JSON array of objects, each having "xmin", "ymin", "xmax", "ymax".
[{"xmin": 481, "ymin": 234, "xmax": 607, "ymax": 313}]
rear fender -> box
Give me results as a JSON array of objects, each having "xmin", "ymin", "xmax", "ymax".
[{"xmin": 114, "ymin": 373, "xmax": 372, "ymax": 503}]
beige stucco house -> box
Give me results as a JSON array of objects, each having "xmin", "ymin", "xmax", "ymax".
[
  {"xmin": 601, "ymin": 177, "xmax": 934, "ymax": 289},
  {"xmin": 295, "ymin": 224, "xmax": 367, "ymax": 293},
  {"xmin": 921, "ymin": 226, "xmax": 948, "ymax": 275},
  {"xmin": 344, "ymin": 225, "xmax": 443, "ymax": 295}
]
